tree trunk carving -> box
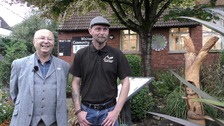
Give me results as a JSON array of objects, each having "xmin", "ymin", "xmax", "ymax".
[{"xmin": 183, "ymin": 36, "xmax": 219, "ymax": 126}]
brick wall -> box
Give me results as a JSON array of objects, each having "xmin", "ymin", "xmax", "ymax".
[
  {"xmin": 58, "ymin": 29, "xmax": 121, "ymax": 66},
  {"xmin": 151, "ymin": 25, "xmax": 219, "ymax": 70},
  {"xmin": 58, "ymin": 25, "xmax": 220, "ymax": 70}
]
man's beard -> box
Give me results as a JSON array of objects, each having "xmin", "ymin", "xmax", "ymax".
[{"xmin": 96, "ymin": 37, "xmax": 107, "ymax": 44}]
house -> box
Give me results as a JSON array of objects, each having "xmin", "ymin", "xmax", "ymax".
[
  {"xmin": 0, "ymin": 16, "xmax": 11, "ymax": 37},
  {"xmin": 57, "ymin": 10, "xmax": 220, "ymax": 70}
]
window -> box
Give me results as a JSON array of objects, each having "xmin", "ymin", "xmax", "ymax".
[
  {"xmin": 202, "ymin": 25, "xmax": 224, "ymax": 50},
  {"xmin": 58, "ymin": 39, "xmax": 71, "ymax": 56},
  {"xmin": 120, "ymin": 30, "xmax": 139, "ymax": 51},
  {"xmin": 169, "ymin": 28, "xmax": 190, "ymax": 52},
  {"xmin": 202, "ymin": 8, "xmax": 224, "ymax": 50}
]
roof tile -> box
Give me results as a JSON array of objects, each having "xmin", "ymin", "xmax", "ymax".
[{"xmin": 58, "ymin": 9, "xmax": 199, "ymax": 31}]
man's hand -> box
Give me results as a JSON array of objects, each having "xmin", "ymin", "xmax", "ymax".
[
  {"xmin": 77, "ymin": 111, "xmax": 92, "ymax": 126},
  {"xmin": 101, "ymin": 110, "xmax": 119, "ymax": 126}
]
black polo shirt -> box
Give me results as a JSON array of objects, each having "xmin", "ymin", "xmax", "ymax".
[{"xmin": 70, "ymin": 44, "xmax": 132, "ymax": 103}]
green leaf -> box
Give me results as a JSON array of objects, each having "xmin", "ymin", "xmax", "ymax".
[
  {"xmin": 148, "ymin": 112, "xmax": 201, "ymax": 126},
  {"xmin": 170, "ymin": 70, "xmax": 218, "ymax": 101},
  {"xmin": 204, "ymin": 116, "xmax": 224, "ymax": 126},
  {"xmin": 178, "ymin": 16, "xmax": 224, "ymax": 36},
  {"xmin": 192, "ymin": 98, "xmax": 224, "ymax": 111},
  {"xmin": 193, "ymin": 98, "xmax": 224, "ymax": 107}
]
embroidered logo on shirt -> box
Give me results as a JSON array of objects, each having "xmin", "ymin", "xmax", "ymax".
[{"xmin": 103, "ymin": 55, "xmax": 114, "ymax": 63}]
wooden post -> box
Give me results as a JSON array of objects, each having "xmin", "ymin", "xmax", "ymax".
[{"xmin": 183, "ymin": 36, "xmax": 218, "ymax": 126}]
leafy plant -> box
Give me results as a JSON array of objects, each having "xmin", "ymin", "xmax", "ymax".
[
  {"xmin": 171, "ymin": 70, "xmax": 224, "ymax": 125},
  {"xmin": 151, "ymin": 9, "xmax": 224, "ymax": 125},
  {"xmin": 130, "ymin": 87, "xmax": 153, "ymax": 122},
  {"xmin": 66, "ymin": 74, "xmax": 73, "ymax": 97},
  {"xmin": 0, "ymin": 38, "xmax": 28, "ymax": 87},
  {"xmin": 125, "ymin": 54, "xmax": 153, "ymax": 123},
  {"xmin": 148, "ymin": 112, "xmax": 201, "ymax": 126},
  {"xmin": 0, "ymin": 89, "xmax": 14, "ymax": 124},
  {"xmin": 152, "ymin": 70, "xmax": 180, "ymax": 97},
  {"xmin": 161, "ymin": 87, "xmax": 187, "ymax": 119},
  {"xmin": 126, "ymin": 55, "xmax": 142, "ymax": 77}
]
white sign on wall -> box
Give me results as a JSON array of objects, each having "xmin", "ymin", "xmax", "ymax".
[
  {"xmin": 73, "ymin": 42, "xmax": 90, "ymax": 53},
  {"xmin": 72, "ymin": 36, "xmax": 92, "ymax": 53}
]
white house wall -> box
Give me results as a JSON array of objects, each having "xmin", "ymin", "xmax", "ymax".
[{"xmin": 0, "ymin": 28, "xmax": 11, "ymax": 36}]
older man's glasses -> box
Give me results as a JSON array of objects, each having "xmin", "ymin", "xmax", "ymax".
[{"xmin": 35, "ymin": 37, "xmax": 53, "ymax": 41}]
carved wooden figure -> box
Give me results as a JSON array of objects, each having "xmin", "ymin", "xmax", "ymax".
[{"xmin": 183, "ymin": 36, "xmax": 219, "ymax": 126}]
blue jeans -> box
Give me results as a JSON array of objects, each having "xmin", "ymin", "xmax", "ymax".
[{"xmin": 81, "ymin": 104, "xmax": 119, "ymax": 126}]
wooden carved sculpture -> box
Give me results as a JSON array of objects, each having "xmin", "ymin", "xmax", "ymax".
[{"xmin": 183, "ymin": 36, "xmax": 219, "ymax": 126}]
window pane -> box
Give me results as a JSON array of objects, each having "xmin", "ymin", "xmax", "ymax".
[
  {"xmin": 122, "ymin": 33, "xmax": 129, "ymax": 51},
  {"xmin": 170, "ymin": 33, "xmax": 179, "ymax": 50},
  {"xmin": 130, "ymin": 30, "xmax": 135, "ymax": 34},
  {"xmin": 169, "ymin": 28, "xmax": 189, "ymax": 51},
  {"xmin": 180, "ymin": 28, "xmax": 189, "ymax": 32},
  {"xmin": 202, "ymin": 25, "xmax": 224, "ymax": 50},
  {"xmin": 126, "ymin": 30, "xmax": 130, "ymax": 34},
  {"xmin": 130, "ymin": 35, "xmax": 137, "ymax": 50},
  {"xmin": 203, "ymin": 26, "xmax": 212, "ymax": 32},
  {"xmin": 120, "ymin": 30, "xmax": 139, "ymax": 51},
  {"xmin": 170, "ymin": 28, "xmax": 178, "ymax": 33}
]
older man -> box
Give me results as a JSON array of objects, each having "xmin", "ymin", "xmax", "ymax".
[{"xmin": 10, "ymin": 29, "xmax": 69, "ymax": 126}]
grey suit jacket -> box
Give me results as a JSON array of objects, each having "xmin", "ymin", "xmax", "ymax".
[{"xmin": 9, "ymin": 54, "xmax": 70, "ymax": 126}]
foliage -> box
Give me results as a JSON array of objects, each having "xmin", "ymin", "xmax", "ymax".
[
  {"xmin": 177, "ymin": 10, "xmax": 224, "ymax": 125},
  {"xmin": 164, "ymin": 0, "xmax": 221, "ymax": 22},
  {"xmin": 152, "ymin": 70, "xmax": 180, "ymax": 97},
  {"xmin": 0, "ymin": 38, "xmax": 28, "ymax": 87},
  {"xmin": 6, "ymin": 0, "xmax": 204, "ymax": 77},
  {"xmin": 171, "ymin": 70, "xmax": 224, "ymax": 124},
  {"xmin": 125, "ymin": 55, "xmax": 142, "ymax": 77},
  {"xmin": 200, "ymin": 64, "xmax": 224, "ymax": 97},
  {"xmin": 148, "ymin": 112, "xmax": 200, "ymax": 126},
  {"xmin": 179, "ymin": 16, "xmax": 224, "ymax": 36},
  {"xmin": 5, "ymin": 0, "xmax": 196, "ymax": 22},
  {"xmin": 0, "ymin": 89, "xmax": 14, "ymax": 124},
  {"xmin": 11, "ymin": 13, "xmax": 58, "ymax": 56},
  {"xmin": 161, "ymin": 87, "xmax": 187, "ymax": 119},
  {"xmin": 0, "ymin": 37, "xmax": 13, "ymax": 56},
  {"xmin": 66, "ymin": 74, "xmax": 73, "ymax": 96},
  {"xmin": 151, "ymin": 69, "xmax": 187, "ymax": 118},
  {"xmin": 0, "ymin": 61, "xmax": 11, "ymax": 88},
  {"xmin": 150, "ymin": 64, "xmax": 224, "ymax": 125},
  {"xmin": 125, "ymin": 54, "xmax": 153, "ymax": 122},
  {"xmin": 130, "ymin": 87, "xmax": 153, "ymax": 122}
]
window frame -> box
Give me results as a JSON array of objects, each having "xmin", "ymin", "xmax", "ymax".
[
  {"xmin": 120, "ymin": 29, "xmax": 140, "ymax": 53},
  {"xmin": 169, "ymin": 27, "xmax": 190, "ymax": 53}
]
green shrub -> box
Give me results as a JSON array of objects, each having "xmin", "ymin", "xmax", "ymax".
[
  {"xmin": 161, "ymin": 87, "xmax": 187, "ymax": 119},
  {"xmin": 125, "ymin": 54, "xmax": 153, "ymax": 122},
  {"xmin": 66, "ymin": 74, "xmax": 73, "ymax": 97},
  {"xmin": 0, "ymin": 89, "xmax": 14, "ymax": 124},
  {"xmin": 130, "ymin": 87, "xmax": 153, "ymax": 122},
  {"xmin": 126, "ymin": 54, "xmax": 142, "ymax": 76},
  {"xmin": 200, "ymin": 64, "xmax": 224, "ymax": 121},
  {"xmin": 152, "ymin": 66, "xmax": 224, "ymax": 125},
  {"xmin": 152, "ymin": 70, "xmax": 185, "ymax": 117},
  {"xmin": 152, "ymin": 70, "xmax": 180, "ymax": 97},
  {"xmin": 0, "ymin": 38, "xmax": 28, "ymax": 87},
  {"xmin": 0, "ymin": 61, "xmax": 11, "ymax": 87}
]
